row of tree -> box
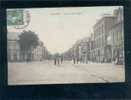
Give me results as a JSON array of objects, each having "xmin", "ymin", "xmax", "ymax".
[{"xmin": 18, "ymin": 30, "xmax": 39, "ymax": 62}]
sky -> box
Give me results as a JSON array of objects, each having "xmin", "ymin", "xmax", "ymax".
[{"xmin": 22, "ymin": 6, "xmax": 121, "ymax": 54}]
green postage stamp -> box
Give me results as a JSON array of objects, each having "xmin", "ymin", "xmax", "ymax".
[{"xmin": 7, "ymin": 9, "xmax": 24, "ymax": 26}]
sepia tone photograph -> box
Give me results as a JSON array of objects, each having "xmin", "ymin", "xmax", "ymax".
[{"xmin": 7, "ymin": 6, "xmax": 125, "ymax": 85}]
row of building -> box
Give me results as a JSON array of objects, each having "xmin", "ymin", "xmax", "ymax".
[
  {"xmin": 63, "ymin": 7, "xmax": 124, "ymax": 64},
  {"xmin": 8, "ymin": 30, "xmax": 51, "ymax": 62}
]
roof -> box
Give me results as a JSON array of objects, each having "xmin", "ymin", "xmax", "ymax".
[{"xmin": 93, "ymin": 16, "xmax": 115, "ymax": 29}]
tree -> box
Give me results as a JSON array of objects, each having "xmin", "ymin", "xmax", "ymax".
[{"xmin": 18, "ymin": 30, "xmax": 39, "ymax": 61}]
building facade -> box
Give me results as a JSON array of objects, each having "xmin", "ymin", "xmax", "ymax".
[
  {"xmin": 91, "ymin": 7, "xmax": 124, "ymax": 64},
  {"xmin": 32, "ymin": 41, "xmax": 44, "ymax": 61},
  {"xmin": 108, "ymin": 7, "xmax": 124, "ymax": 64},
  {"xmin": 42, "ymin": 47, "xmax": 51, "ymax": 60},
  {"xmin": 78, "ymin": 38, "xmax": 90, "ymax": 63},
  {"xmin": 8, "ymin": 31, "xmax": 20, "ymax": 62},
  {"xmin": 88, "ymin": 34, "xmax": 95, "ymax": 62},
  {"xmin": 93, "ymin": 15, "xmax": 115, "ymax": 63},
  {"xmin": 73, "ymin": 40, "xmax": 80, "ymax": 61}
]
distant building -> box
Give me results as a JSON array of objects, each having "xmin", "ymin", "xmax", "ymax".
[
  {"xmin": 73, "ymin": 40, "xmax": 80, "ymax": 61},
  {"xmin": 64, "ymin": 37, "xmax": 91, "ymax": 63},
  {"xmin": 89, "ymin": 33, "xmax": 95, "ymax": 62},
  {"xmin": 32, "ymin": 41, "xmax": 45, "ymax": 61},
  {"xmin": 78, "ymin": 38, "xmax": 90, "ymax": 63},
  {"xmin": 63, "ymin": 48, "xmax": 73, "ymax": 61}
]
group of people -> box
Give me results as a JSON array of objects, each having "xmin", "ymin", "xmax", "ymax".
[
  {"xmin": 54, "ymin": 56, "xmax": 63, "ymax": 65},
  {"xmin": 73, "ymin": 58, "xmax": 79, "ymax": 64}
]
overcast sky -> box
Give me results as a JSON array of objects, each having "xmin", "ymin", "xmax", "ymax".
[{"xmin": 23, "ymin": 6, "xmax": 121, "ymax": 54}]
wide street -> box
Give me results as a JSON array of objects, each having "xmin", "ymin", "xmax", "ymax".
[{"xmin": 8, "ymin": 60, "xmax": 125, "ymax": 85}]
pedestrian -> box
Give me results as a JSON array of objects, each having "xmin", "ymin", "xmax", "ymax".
[
  {"xmin": 54, "ymin": 58, "xmax": 56, "ymax": 65},
  {"xmin": 61, "ymin": 56, "xmax": 63, "ymax": 64},
  {"xmin": 86, "ymin": 59, "xmax": 88, "ymax": 64},
  {"xmin": 77, "ymin": 58, "xmax": 79, "ymax": 64},
  {"xmin": 26, "ymin": 56, "xmax": 29, "ymax": 63},
  {"xmin": 73, "ymin": 57, "xmax": 75, "ymax": 64},
  {"xmin": 57, "ymin": 57, "xmax": 60, "ymax": 65}
]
